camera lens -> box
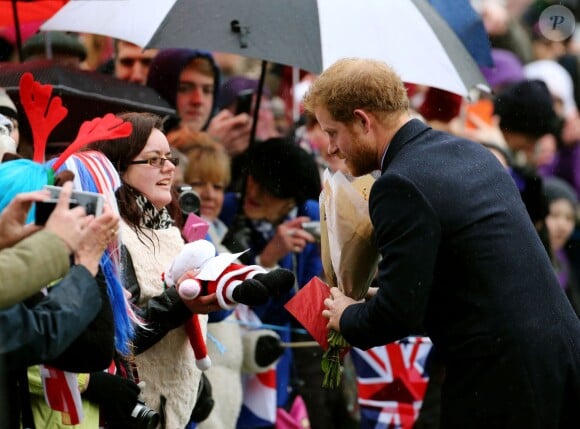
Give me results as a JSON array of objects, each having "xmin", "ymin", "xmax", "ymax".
[
  {"xmin": 131, "ymin": 402, "xmax": 160, "ymax": 429},
  {"xmin": 177, "ymin": 186, "xmax": 201, "ymax": 215}
]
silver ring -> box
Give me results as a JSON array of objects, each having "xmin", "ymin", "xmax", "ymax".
[{"xmin": 287, "ymin": 229, "xmax": 296, "ymax": 237}]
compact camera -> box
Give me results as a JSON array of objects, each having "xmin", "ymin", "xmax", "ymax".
[
  {"xmin": 35, "ymin": 185, "xmax": 105, "ymax": 226},
  {"xmin": 176, "ymin": 185, "xmax": 201, "ymax": 216},
  {"xmin": 130, "ymin": 400, "xmax": 160, "ymax": 429}
]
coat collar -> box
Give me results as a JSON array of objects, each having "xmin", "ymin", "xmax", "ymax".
[{"xmin": 381, "ymin": 119, "xmax": 431, "ymax": 173}]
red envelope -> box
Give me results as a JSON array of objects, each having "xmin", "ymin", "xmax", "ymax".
[{"xmin": 284, "ymin": 276, "xmax": 331, "ymax": 350}]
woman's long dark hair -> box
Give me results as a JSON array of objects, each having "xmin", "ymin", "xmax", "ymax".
[{"xmin": 86, "ymin": 112, "xmax": 184, "ymax": 232}]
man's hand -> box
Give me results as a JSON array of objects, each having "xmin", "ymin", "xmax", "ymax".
[
  {"xmin": 206, "ymin": 109, "xmax": 252, "ymax": 157},
  {"xmin": 258, "ymin": 216, "xmax": 314, "ymax": 267},
  {"xmin": 322, "ymin": 287, "xmax": 358, "ymax": 331},
  {"xmin": 0, "ymin": 189, "xmax": 50, "ymax": 249}
]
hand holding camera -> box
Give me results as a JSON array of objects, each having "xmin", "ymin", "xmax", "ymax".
[
  {"xmin": 206, "ymin": 109, "xmax": 252, "ymax": 157},
  {"xmin": 83, "ymin": 372, "xmax": 160, "ymax": 429},
  {"xmin": 73, "ymin": 202, "xmax": 120, "ymax": 276},
  {"xmin": 36, "ymin": 184, "xmax": 105, "ymax": 226},
  {"xmin": 33, "ymin": 182, "xmax": 117, "ymax": 276},
  {"xmin": 258, "ymin": 217, "xmax": 317, "ymax": 267},
  {"xmin": 0, "ymin": 188, "xmax": 52, "ymax": 249},
  {"xmin": 41, "ymin": 182, "xmax": 94, "ymax": 253}
]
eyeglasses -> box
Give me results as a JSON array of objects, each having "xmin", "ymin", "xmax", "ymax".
[{"xmin": 129, "ymin": 156, "xmax": 180, "ymax": 168}]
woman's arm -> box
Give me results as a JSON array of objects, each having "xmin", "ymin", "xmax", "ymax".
[
  {"xmin": 1, "ymin": 265, "xmax": 102, "ymax": 370},
  {"xmin": 122, "ymin": 245, "xmax": 192, "ymax": 354}
]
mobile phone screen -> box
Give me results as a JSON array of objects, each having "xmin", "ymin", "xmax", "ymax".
[{"xmin": 235, "ymin": 89, "xmax": 254, "ymax": 115}]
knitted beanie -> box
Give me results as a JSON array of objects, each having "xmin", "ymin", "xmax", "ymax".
[
  {"xmin": 494, "ymin": 79, "xmax": 562, "ymax": 137},
  {"xmin": 543, "ymin": 176, "xmax": 578, "ymax": 207},
  {"xmin": 245, "ymin": 138, "xmax": 321, "ymax": 205}
]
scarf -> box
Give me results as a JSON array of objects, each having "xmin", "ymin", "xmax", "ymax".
[{"xmin": 135, "ymin": 193, "xmax": 174, "ymax": 229}]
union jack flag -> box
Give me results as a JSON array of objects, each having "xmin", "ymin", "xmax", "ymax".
[
  {"xmin": 350, "ymin": 337, "xmax": 433, "ymax": 429},
  {"xmin": 235, "ymin": 305, "xmax": 278, "ymax": 428}
]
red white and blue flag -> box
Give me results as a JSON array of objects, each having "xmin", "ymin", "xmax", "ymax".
[
  {"xmin": 40, "ymin": 365, "xmax": 84, "ymax": 425},
  {"xmin": 235, "ymin": 305, "xmax": 278, "ymax": 428},
  {"xmin": 350, "ymin": 337, "xmax": 433, "ymax": 429}
]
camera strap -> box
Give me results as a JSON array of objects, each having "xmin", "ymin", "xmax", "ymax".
[
  {"xmin": 159, "ymin": 395, "xmax": 167, "ymax": 429},
  {"xmin": 16, "ymin": 368, "xmax": 35, "ymax": 429}
]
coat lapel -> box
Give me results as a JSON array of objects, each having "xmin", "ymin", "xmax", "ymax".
[{"xmin": 381, "ymin": 119, "xmax": 431, "ymax": 173}]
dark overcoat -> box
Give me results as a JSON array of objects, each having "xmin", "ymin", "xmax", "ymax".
[{"xmin": 340, "ymin": 119, "xmax": 580, "ymax": 428}]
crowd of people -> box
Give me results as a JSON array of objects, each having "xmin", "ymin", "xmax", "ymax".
[{"xmin": 1, "ymin": 0, "xmax": 580, "ymax": 428}]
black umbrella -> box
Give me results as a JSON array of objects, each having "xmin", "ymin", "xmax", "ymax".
[{"xmin": 0, "ymin": 60, "xmax": 176, "ymax": 154}]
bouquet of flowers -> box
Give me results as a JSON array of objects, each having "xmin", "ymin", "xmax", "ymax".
[{"xmin": 319, "ymin": 169, "xmax": 380, "ymax": 387}]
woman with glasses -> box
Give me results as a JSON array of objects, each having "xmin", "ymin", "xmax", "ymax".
[{"xmin": 87, "ymin": 112, "xmax": 221, "ymax": 429}]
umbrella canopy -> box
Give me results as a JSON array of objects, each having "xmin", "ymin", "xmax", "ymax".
[
  {"xmin": 0, "ymin": 0, "xmax": 68, "ymax": 60},
  {"xmin": 42, "ymin": 0, "xmax": 488, "ymax": 97},
  {"xmin": 427, "ymin": 0, "xmax": 493, "ymax": 67},
  {"xmin": 0, "ymin": 60, "xmax": 176, "ymax": 152}
]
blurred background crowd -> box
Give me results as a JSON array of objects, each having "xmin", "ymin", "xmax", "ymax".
[{"xmin": 1, "ymin": 0, "xmax": 580, "ymax": 428}]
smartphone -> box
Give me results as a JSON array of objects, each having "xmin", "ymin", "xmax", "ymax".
[
  {"xmin": 465, "ymin": 99, "xmax": 494, "ymax": 130},
  {"xmin": 235, "ymin": 89, "xmax": 254, "ymax": 115},
  {"xmin": 302, "ymin": 221, "xmax": 321, "ymax": 241},
  {"xmin": 35, "ymin": 185, "xmax": 105, "ymax": 225}
]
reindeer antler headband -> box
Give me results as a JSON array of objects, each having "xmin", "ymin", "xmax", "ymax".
[{"xmin": 18, "ymin": 71, "xmax": 133, "ymax": 181}]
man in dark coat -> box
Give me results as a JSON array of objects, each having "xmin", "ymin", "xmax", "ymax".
[{"xmin": 304, "ymin": 58, "xmax": 580, "ymax": 428}]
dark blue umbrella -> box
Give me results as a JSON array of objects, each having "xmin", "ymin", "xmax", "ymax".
[{"xmin": 428, "ymin": 0, "xmax": 494, "ymax": 67}]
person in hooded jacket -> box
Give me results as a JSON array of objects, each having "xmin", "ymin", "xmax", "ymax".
[{"xmin": 147, "ymin": 49, "xmax": 253, "ymax": 159}]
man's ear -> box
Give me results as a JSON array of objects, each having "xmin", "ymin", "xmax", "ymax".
[{"xmin": 353, "ymin": 109, "xmax": 371, "ymax": 133}]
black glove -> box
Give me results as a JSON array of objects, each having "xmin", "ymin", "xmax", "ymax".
[
  {"xmin": 189, "ymin": 372, "xmax": 215, "ymax": 423},
  {"xmin": 255, "ymin": 334, "xmax": 284, "ymax": 367},
  {"xmin": 83, "ymin": 372, "xmax": 141, "ymax": 427}
]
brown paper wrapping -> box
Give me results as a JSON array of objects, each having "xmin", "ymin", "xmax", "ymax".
[{"xmin": 320, "ymin": 170, "xmax": 380, "ymax": 301}]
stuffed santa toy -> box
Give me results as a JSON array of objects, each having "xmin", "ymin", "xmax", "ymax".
[{"xmin": 164, "ymin": 240, "xmax": 294, "ymax": 370}]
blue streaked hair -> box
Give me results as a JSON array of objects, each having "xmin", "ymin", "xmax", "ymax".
[{"xmin": 49, "ymin": 151, "xmax": 138, "ymax": 356}]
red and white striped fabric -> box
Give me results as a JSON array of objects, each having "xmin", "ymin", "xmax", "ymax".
[
  {"xmin": 350, "ymin": 337, "xmax": 433, "ymax": 429},
  {"xmin": 40, "ymin": 365, "xmax": 83, "ymax": 425}
]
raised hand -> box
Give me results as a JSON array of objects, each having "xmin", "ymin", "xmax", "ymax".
[
  {"xmin": 74, "ymin": 202, "xmax": 120, "ymax": 276},
  {"xmin": 258, "ymin": 216, "xmax": 315, "ymax": 267},
  {"xmin": 206, "ymin": 109, "xmax": 252, "ymax": 157},
  {"xmin": 44, "ymin": 181, "xmax": 92, "ymax": 253},
  {"xmin": 0, "ymin": 189, "xmax": 50, "ymax": 249}
]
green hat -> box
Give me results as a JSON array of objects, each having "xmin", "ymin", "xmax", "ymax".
[{"xmin": 22, "ymin": 32, "xmax": 87, "ymax": 62}]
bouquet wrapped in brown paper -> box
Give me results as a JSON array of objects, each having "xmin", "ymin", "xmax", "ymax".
[{"xmin": 319, "ymin": 169, "xmax": 380, "ymax": 387}]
